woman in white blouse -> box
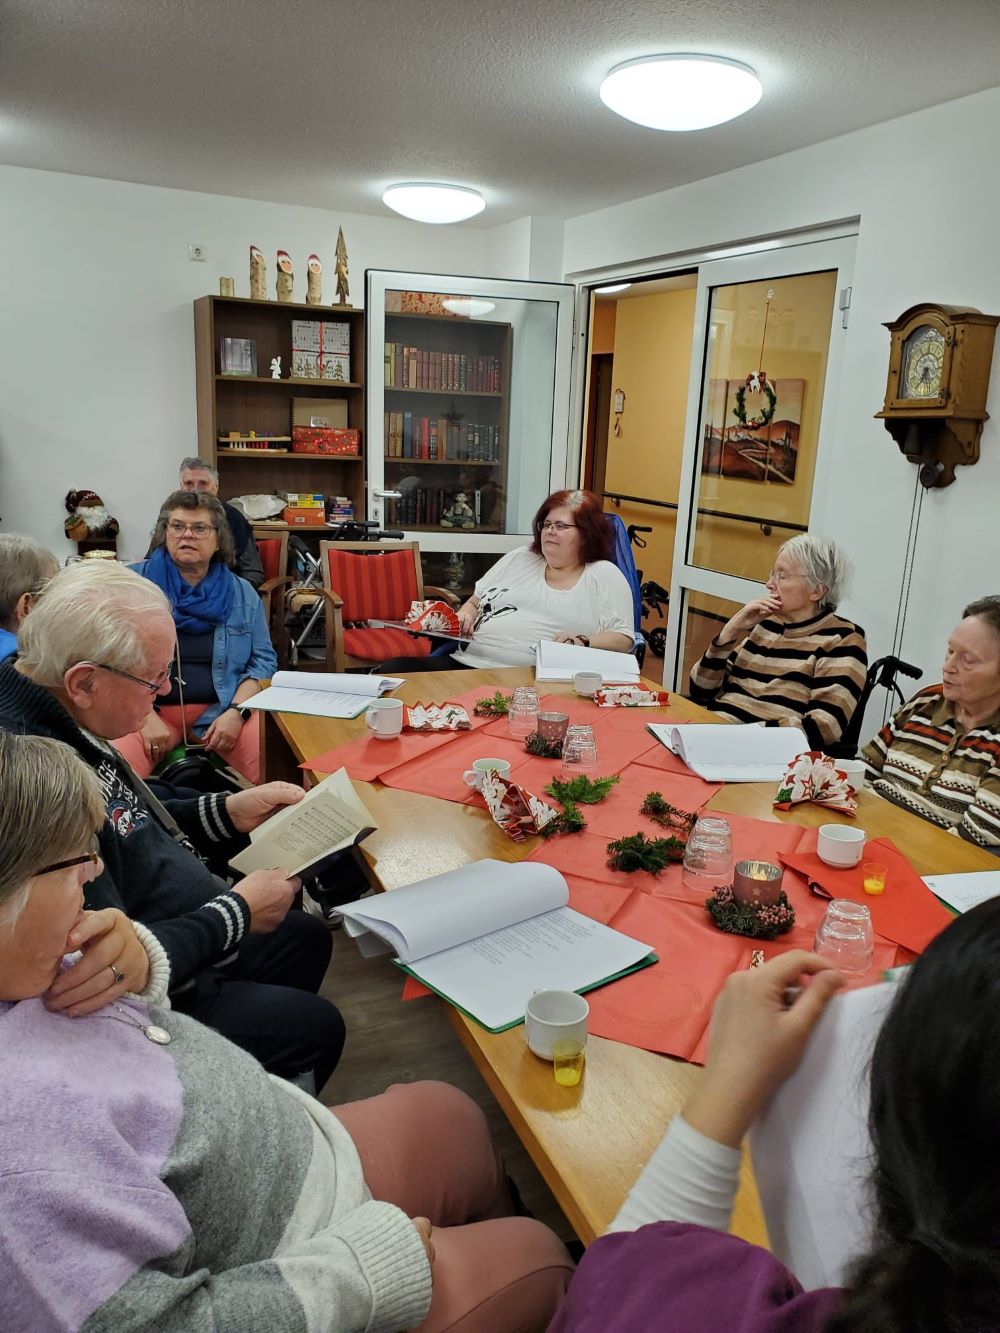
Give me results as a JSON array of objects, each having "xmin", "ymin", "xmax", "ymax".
[{"xmin": 379, "ymin": 489, "xmax": 636, "ymax": 672}]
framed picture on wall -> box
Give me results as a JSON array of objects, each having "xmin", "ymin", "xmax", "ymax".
[
  {"xmin": 701, "ymin": 378, "xmax": 804, "ymax": 484},
  {"xmin": 220, "ymin": 337, "xmax": 257, "ymax": 377}
]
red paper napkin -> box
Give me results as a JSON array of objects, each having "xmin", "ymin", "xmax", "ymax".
[{"xmin": 780, "ymin": 828, "xmax": 954, "ymax": 954}]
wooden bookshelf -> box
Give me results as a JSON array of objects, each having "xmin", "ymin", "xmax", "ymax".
[
  {"xmin": 381, "ymin": 308, "xmax": 512, "ymax": 535},
  {"xmin": 194, "ymin": 296, "xmax": 367, "ymax": 519}
]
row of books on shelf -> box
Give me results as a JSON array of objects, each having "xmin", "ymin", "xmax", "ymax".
[
  {"xmin": 386, "ymin": 487, "xmax": 492, "ymax": 528},
  {"xmin": 384, "ymin": 412, "xmax": 501, "ymax": 461},
  {"xmin": 384, "ymin": 344, "xmax": 501, "ymax": 393}
]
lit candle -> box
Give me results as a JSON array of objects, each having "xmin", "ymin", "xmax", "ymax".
[{"xmin": 733, "ymin": 859, "xmax": 783, "ymax": 906}]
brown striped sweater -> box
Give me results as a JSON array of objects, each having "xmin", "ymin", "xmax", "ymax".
[
  {"xmin": 688, "ymin": 610, "xmax": 868, "ymax": 750},
  {"xmin": 861, "ymin": 686, "xmax": 1000, "ymax": 853}
]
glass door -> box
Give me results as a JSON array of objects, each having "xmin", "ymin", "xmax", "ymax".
[
  {"xmin": 366, "ymin": 270, "xmax": 575, "ymax": 589},
  {"xmin": 663, "ymin": 237, "xmax": 856, "ymax": 688}
]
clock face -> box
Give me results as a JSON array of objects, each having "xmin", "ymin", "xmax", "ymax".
[{"xmin": 900, "ymin": 325, "xmax": 946, "ymax": 399}]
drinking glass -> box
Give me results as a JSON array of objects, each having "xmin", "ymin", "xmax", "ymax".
[
  {"xmin": 560, "ymin": 724, "xmax": 598, "ymax": 775},
  {"xmin": 681, "ymin": 815, "xmax": 733, "ymax": 892},
  {"xmin": 813, "ymin": 899, "xmax": 874, "ymax": 974},
  {"xmin": 507, "ymin": 686, "xmax": 540, "ymax": 738}
]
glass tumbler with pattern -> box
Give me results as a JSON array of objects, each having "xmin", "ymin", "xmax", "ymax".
[{"xmin": 507, "ymin": 686, "xmax": 540, "ymax": 738}]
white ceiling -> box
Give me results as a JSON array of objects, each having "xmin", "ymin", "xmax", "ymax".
[{"xmin": 2, "ymin": 0, "xmax": 998, "ymax": 228}]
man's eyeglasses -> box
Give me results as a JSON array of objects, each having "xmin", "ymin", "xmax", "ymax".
[
  {"xmin": 166, "ymin": 520, "xmax": 215, "ymax": 537},
  {"xmin": 537, "ymin": 521, "xmax": 578, "ymax": 533},
  {"xmin": 35, "ymin": 837, "xmax": 101, "ymax": 878},
  {"xmin": 86, "ymin": 662, "xmax": 173, "ymax": 694}
]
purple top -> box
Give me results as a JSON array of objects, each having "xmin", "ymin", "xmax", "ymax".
[{"xmin": 548, "ymin": 1222, "xmax": 843, "ymax": 1332}]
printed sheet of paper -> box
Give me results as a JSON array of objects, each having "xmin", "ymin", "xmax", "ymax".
[
  {"xmin": 245, "ymin": 670, "xmax": 403, "ymax": 719},
  {"xmin": 923, "ymin": 870, "xmax": 1000, "ymax": 913},
  {"xmin": 401, "ymin": 906, "xmax": 654, "ymax": 1032},
  {"xmin": 230, "ymin": 768, "xmax": 375, "ymax": 877},
  {"xmin": 750, "ymin": 982, "xmax": 897, "ymax": 1291},
  {"xmin": 647, "ymin": 721, "xmax": 806, "ymax": 782},
  {"xmin": 535, "ymin": 640, "xmax": 640, "ymax": 683}
]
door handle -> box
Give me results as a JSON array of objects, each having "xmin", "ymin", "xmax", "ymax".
[{"xmin": 373, "ymin": 489, "xmax": 403, "ymax": 499}]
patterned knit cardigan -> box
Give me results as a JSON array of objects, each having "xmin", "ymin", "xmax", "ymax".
[{"xmin": 862, "ymin": 685, "xmax": 1000, "ymax": 853}]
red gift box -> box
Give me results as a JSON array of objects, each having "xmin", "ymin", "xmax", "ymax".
[{"xmin": 291, "ymin": 426, "xmax": 360, "ymax": 456}]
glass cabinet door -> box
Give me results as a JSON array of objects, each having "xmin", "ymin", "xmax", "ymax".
[{"xmin": 366, "ymin": 270, "xmax": 575, "ymax": 557}]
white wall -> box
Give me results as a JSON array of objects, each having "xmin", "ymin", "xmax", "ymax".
[
  {"xmin": 0, "ymin": 165, "xmax": 507, "ymax": 558},
  {"xmin": 563, "ymin": 87, "xmax": 1000, "ymax": 702}
]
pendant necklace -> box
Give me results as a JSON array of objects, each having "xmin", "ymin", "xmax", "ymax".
[{"xmin": 104, "ymin": 1002, "xmax": 172, "ymax": 1045}]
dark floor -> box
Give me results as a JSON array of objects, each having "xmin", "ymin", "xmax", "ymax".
[{"xmin": 317, "ymin": 926, "xmax": 575, "ymax": 1242}]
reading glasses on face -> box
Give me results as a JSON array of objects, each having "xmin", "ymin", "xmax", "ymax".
[
  {"xmin": 167, "ymin": 520, "xmax": 214, "ymax": 537},
  {"xmin": 766, "ymin": 569, "xmax": 804, "ymax": 584},
  {"xmin": 36, "ymin": 836, "xmax": 101, "ymax": 877},
  {"xmin": 538, "ymin": 521, "xmax": 578, "ymax": 533},
  {"xmin": 88, "ymin": 662, "xmax": 172, "ymax": 694}
]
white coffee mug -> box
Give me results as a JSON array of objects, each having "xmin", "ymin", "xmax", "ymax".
[
  {"xmin": 462, "ymin": 757, "xmax": 511, "ymax": 790},
  {"xmin": 573, "ymin": 671, "xmax": 602, "ymax": 697},
  {"xmin": 816, "ymin": 823, "xmax": 867, "ymax": 868},
  {"xmin": 525, "ymin": 990, "xmax": 589, "ymax": 1061},
  {"xmin": 366, "ymin": 697, "xmax": 404, "ymax": 739},
  {"xmin": 838, "ymin": 759, "xmax": 866, "ymax": 794}
]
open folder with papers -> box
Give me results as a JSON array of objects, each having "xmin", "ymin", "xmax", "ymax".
[
  {"xmin": 535, "ymin": 640, "xmax": 640, "ymax": 683},
  {"xmin": 337, "ymin": 859, "xmax": 656, "ymax": 1032},
  {"xmin": 229, "ymin": 768, "xmax": 376, "ymax": 880},
  {"xmin": 646, "ymin": 721, "xmax": 809, "ymax": 782},
  {"xmin": 244, "ymin": 669, "xmax": 403, "ymax": 720}
]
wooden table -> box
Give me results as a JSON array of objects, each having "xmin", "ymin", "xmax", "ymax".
[{"xmin": 262, "ymin": 667, "xmax": 997, "ymax": 1245}]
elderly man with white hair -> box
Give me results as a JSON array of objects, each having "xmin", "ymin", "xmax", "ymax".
[
  {"xmin": 688, "ymin": 534, "xmax": 868, "ymax": 751},
  {"xmin": 0, "ymin": 561, "xmax": 346, "ymax": 1092},
  {"xmin": 0, "ymin": 532, "xmax": 59, "ymax": 662}
]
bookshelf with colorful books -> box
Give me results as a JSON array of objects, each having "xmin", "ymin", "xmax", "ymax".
[
  {"xmin": 381, "ymin": 311, "xmax": 512, "ymax": 534},
  {"xmin": 194, "ymin": 296, "xmax": 367, "ymax": 526}
]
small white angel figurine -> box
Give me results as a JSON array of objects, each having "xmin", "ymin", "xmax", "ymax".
[{"xmin": 270, "ymin": 356, "xmax": 282, "ymax": 379}]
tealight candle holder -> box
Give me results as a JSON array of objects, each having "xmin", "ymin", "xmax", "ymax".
[
  {"xmin": 536, "ymin": 711, "xmax": 569, "ymax": 745},
  {"xmin": 733, "ymin": 859, "xmax": 783, "ymax": 907}
]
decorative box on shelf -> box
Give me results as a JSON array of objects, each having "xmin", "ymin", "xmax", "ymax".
[
  {"xmin": 282, "ymin": 505, "xmax": 327, "ymax": 526},
  {"xmin": 291, "ymin": 319, "xmax": 351, "ymax": 381},
  {"xmin": 283, "ymin": 492, "xmax": 324, "ymax": 509},
  {"xmin": 291, "ymin": 398, "xmax": 349, "ymax": 429},
  {"xmin": 291, "ymin": 426, "xmax": 360, "ymax": 456}
]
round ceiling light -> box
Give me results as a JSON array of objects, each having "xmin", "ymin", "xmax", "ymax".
[
  {"xmin": 594, "ymin": 283, "xmax": 632, "ymax": 295},
  {"xmin": 382, "ymin": 183, "xmax": 486, "ymax": 224},
  {"xmin": 599, "ymin": 54, "xmax": 762, "ymax": 132}
]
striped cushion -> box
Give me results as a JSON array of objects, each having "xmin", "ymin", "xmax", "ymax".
[
  {"xmin": 342, "ymin": 627, "xmax": 431, "ymax": 661},
  {"xmin": 326, "ymin": 549, "xmax": 418, "ymax": 620}
]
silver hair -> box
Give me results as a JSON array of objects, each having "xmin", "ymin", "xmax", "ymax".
[
  {"xmin": 179, "ymin": 456, "xmax": 218, "ymax": 484},
  {"xmin": 17, "ymin": 562, "xmax": 172, "ymax": 687},
  {"xmin": 0, "ymin": 533, "xmax": 59, "ymax": 629},
  {"xmin": 778, "ymin": 534, "xmax": 851, "ymax": 611},
  {"xmin": 0, "ymin": 731, "xmax": 105, "ymax": 928}
]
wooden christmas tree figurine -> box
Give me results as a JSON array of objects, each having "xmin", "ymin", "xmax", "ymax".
[
  {"xmin": 306, "ymin": 253, "xmax": 322, "ymax": 305},
  {"xmin": 335, "ymin": 228, "xmax": 350, "ymax": 306},
  {"xmin": 249, "ymin": 245, "xmax": 266, "ymax": 300},
  {"xmin": 276, "ymin": 249, "xmax": 294, "ymax": 302}
]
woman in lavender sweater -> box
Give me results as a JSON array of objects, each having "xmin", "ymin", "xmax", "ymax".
[
  {"xmin": 0, "ymin": 731, "xmax": 572, "ymax": 1332},
  {"xmin": 551, "ymin": 923, "xmax": 1000, "ymax": 1332}
]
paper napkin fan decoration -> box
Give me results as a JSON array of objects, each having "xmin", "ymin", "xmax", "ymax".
[
  {"xmin": 481, "ymin": 772, "xmax": 558, "ymax": 842},
  {"xmin": 404, "ymin": 599, "xmax": 462, "ymax": 635},
  {"xmin": 594, "ymin": 686, "xmax": 669, "ymax": 708},
  {"xmin": 773, "ymin": 751, "xmax": 857, "ymax": 816},
  {"xmin": 403, "ymin": 702, "xmax": 471, "ymax": 732}
]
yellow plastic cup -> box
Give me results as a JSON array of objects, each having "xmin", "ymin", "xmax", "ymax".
[
  {"xmin": 862, "ymin": 860, "xmax": 888, "ymax": 895},
  {"xmin": 552, "ymin": 1037, "xmax": 585, "ymax": 1087}
]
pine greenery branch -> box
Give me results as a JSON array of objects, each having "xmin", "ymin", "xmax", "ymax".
[
  {"xmin": 640, "ymin": 792, "xmax": 697, "ymax": 834},
  {"xmin": 544, "ymin": 774, "xmax": 620, "ymax": 806},
  {"xmin": 474, "ymin": 691, "xmax": 510, "ymax": 717},
  {"xmin": 706, "ymin": 886, "xmax": 796, "ymax": 941},
  {"xmin": 606, "ymin": 832, "xmax": 685, "ymax": 875},
  {"xmin": 538, "ymin": 801, "xmax": 587, "ymax": 837}
]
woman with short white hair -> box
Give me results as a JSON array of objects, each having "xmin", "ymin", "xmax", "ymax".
[
  {"xmin": 0, "ymin": 533, "xmax": 58, "ymax": 662},
  {"xmin": 689, "ymin": 534, "xmax": 867, "ymax": 750}
]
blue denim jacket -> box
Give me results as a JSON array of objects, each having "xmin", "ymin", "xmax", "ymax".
[{"xmin": 131, "ymin": 562, "xmax": 277, "ymax": 732}]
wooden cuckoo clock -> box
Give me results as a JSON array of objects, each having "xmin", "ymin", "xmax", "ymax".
[{"xmin": 876, "ymin": 302, "xmax": 999, "ymax": 488}]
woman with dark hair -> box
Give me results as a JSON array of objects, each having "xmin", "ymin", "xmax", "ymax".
[
  {"xmin": 114, "ymin": 489, "xmax": 276, "ymax": 781},
  {"xmin": 378, "ymin": 489, "xmax": 635, "ymax": 672},
  {"xmin": 551, "ymin": 911, "xmax": 1000, "ymax": 1330},
  {"xmin": 863, "ymin": 595, "xmax": 1000, "ymax": 852}
]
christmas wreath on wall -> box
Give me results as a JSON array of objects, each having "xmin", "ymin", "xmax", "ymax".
[{"xmin": 732, "ymin": 371, "xmax": 777, "ymax": 429}]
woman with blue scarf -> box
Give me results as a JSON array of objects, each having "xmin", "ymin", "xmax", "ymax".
[{"xmin": 114, "ymin": 490, "xmax": 276, "ymax": 782}]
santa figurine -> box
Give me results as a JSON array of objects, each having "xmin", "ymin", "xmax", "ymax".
[{"xmin": 64, "ymin": 489, "xmax": 120, "ymax": 555}]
